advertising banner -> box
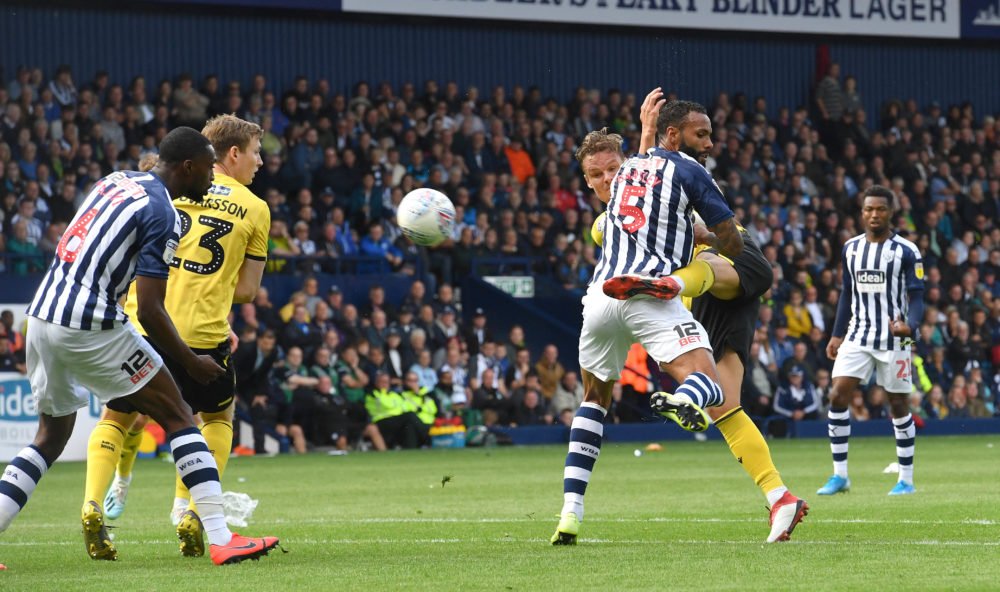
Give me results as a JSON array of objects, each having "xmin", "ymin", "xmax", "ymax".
[
  {"xmin": 342, "ymin": 0, "xmax": 961, "ymax": 39},
  {"xmin": 0, "ymin": 373, "xmax": 101, "ymax": 463}
]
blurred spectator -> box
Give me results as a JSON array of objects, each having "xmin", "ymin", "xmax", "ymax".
[
  {"xmin": 515, "ymin": 388, "xmax": 551, "ymax": 426},
  {"xmin": 773, "ymin": 365, "xmax": 820, "ymax": 421},
  {"xmin": 848, "ymin": 387, "xmax": 870, "ymax": 422},
  {"xmin": 0, "ymin": 334, "xmax": 24, "ymax": 373},
  {"xmin": 535, "ymin": 344, "xmax": 565, "ymax": 401},
  {"xmin": 366, "ymin": 371, "xmax": 424, "ymax": 449},
  {"xmin": 472, "ymin": 367, "xmax": 513, "ymax": 427},
  {"xmin": 463, "ymin": 307, "xmax": 493, "ymax": 356},
  {"xmin": 550, "ymin": 371, "xmax": 583, "ymax": 417},
  {"xmin": 272, "ymin": 346, "xmax": 319, "ymax": 454},
  {"xmin": 743, "ymin": 342, "xmax": 776, "ymax": 417},
  {"xmin": 234, "ymin": 329, "xmax": 282, "ymax": 454},
  {"xmin": 400, "ymin": 370, "xmax": 437, "ymax": 444}
]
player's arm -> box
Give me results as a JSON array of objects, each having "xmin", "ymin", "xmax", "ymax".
[
  {"xmin": 828, "ymin": 247, "xmax": 853, "ymax": 359},
  {"xmin": 685, "ymin": 163, "xmax": 744, "ymax": 259},
  {"xmin": 135, "ymin": 203, "xmax": 224, "ymax": 384},
  {"xmin": 894, "ymin": 247, "xmax": 925, "ymax": 339},
  {"xmin": 136, "ymin": 275, "xmax": 224, "ymax": 384},
  {"xmin": 638, "ymin": 87, "xmax": 665, "ymax": 154},
  {"xmin": 706, "ymin": 219, "xmax": 743, "ymax": 260},
  {"xmin": 234, "ymin": 205, "xmax": 271, "ymax": 304},
  {"xmin": 233, "ymin": 258, "xmax": 266, "ymax": 304}
]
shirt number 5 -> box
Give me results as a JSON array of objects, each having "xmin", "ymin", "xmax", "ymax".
[{"xmin": 618, "ymin": 186, "xmax": 647, "ymax": 233}]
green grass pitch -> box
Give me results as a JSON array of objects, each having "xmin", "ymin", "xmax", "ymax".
[{"xmin": 2, "ymin": 434, "xmax": 998, "ymax": 591}]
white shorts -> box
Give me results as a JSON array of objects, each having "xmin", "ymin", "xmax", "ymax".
[
  {"xmin": 831, "ymin": 340, "xmax": 912, "ymax": 394},
  {"xmin": 26, "ymin": 317, "xmax": 164, "ymax": 417},
  {"xmin": 578, "ymin": 283, "xmax": 711, "ymax": 382}
]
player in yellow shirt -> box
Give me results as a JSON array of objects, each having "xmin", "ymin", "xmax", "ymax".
[{"xmin": 82, "ymin": 114, "xmax": 270, "ymax": 559}]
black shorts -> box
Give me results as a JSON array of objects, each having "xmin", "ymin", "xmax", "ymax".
[
  {"xmin": 691, "ymin": 231, "xmax": 772, "ymax": 367},
  {"xmin": 107, "ymin": 337, "xmax": 236, "ymax": 415}
]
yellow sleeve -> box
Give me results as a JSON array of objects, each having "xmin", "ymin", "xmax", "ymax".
[{"xmin": 247, "ymin": 199, "xmax": 270, "ymax": 260}]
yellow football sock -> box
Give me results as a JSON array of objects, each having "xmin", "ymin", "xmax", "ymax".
[
  {"xmin": 83, "ymin": 419, "xmax": 128, "ymax": 513},
  {"xmin": 714, "ymin": 407, "xmax": 785, "ymax": 496},
  {"xmin": 177, "ymin": 420, "xmax": 234, "ymax": 510},
  {"xmin": 672, "ymin": 259, "xmax": 716, "ymax": 298},
  {"xmin": 117, "ymin": 430, "xmax": 144, "ymax": 479}
]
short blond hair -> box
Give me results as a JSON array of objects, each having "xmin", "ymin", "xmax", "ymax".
[
  {"xmin": 575, "ymin": 127, "xmax": 624, "ymax": 164},
  {"xmin": 201, "ymin": 114, "xmax": 262, "ymax": 156}
]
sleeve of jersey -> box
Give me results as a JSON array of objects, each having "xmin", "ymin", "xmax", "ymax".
[
  {"xmin": 903, "ymin": 246, "xmax": 925, "ymax": 292},
  {"xmin": 904, "ymin": 246, "xmax": 925, "ymax": 335},
  {"xmin": 682, "ymin": 162, "xmax": 733, "ymax": 227},
  {"xmin": 134, "ymin": 200, "xmax": 178, "ymax": 279},
  {"xmin": 831, "ymin": 248, "xmax": 853, "ymax": 339},
  {"xmin": 247, "ymin": 200, "xmax": 271, "ymax": 261}
]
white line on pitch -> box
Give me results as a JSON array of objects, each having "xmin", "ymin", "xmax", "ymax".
[
  {"xmin": 20, "ymin": 516, "xmax": 999, "ymax": 528},
  {"xmin": 4, "ymin": 538, "xmax": 999, "ymax": 548}
]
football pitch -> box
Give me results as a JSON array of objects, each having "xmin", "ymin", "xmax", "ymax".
[{"xmin": 2, "ymin": 434, "xmax": 998, "ymax": 591}]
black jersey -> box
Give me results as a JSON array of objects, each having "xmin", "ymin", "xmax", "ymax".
[{"xmin": 690, "ymin": 229, "xmax": 772, "ymax": 366}]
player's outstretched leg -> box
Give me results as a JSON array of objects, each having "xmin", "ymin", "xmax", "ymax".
[
  {"xmin": 603, "ymin": 260, "xmax": 716, "ymax": 302},
  {"xmin": 552, "ymin": 370, "xmax": 613, "ymax": 546}
]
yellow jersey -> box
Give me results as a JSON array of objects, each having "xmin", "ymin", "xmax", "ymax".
[{"xmin": 124, "ymin": 173, "xmax": 270, "ymax": 348}]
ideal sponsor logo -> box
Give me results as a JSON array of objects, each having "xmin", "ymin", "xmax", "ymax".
[
  {"xmin": 0, "ymin": 379, "xmax": 37, "ymax": 422},
  {"xmin": 856, "ymin": 270, "xmax": 885, "ymax": 283},
  {"xmin": 856, "ymin": 269, "xmax": 886, "ymax": 293}
]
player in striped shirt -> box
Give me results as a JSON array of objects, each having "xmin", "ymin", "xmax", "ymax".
[
  {"xmin": 0, "ymin": 127, "xmax": 279, "ymax": 565},
  {"xmin": 554, "ymin": 91, "xmax": 806, "ymax": 545},
  {"xmin": 552, "ymin": 99, "xmax": 744, "ymax": 545},
  {"xmin": 818, "ymin": 185, "xmax": 925, "ymax": 496}
]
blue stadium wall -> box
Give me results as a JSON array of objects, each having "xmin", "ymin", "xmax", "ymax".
[{"xmin": 2, "ymin": 4, "xmax": 999, "ymax": 121}]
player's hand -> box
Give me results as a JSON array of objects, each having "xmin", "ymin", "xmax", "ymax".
[
  {"xmin": 229, "ymin": 328, "xmax": 239, "ymax": 352},
  {"xmin": 890, "ymin": 315, "xmax": 911, "ymax": 338},
  {"xmin": 693, "ymin": 223, "xmax": 716, "ymax": 246},
  {"xmin": 639, "ymin": 88, "xmax": 666, "ymax": 133},
  {"xmin": 826, "ymin": 336, "xmax": 843, "ymax": 360},
  {"xmin": 186, "ymin": 354, "xmax": 226, "ymax": 384}
]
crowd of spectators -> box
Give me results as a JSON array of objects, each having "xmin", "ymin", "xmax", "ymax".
[{"xmin": 0, "ymin": 63, "xmax": 998, "ymax": 452}]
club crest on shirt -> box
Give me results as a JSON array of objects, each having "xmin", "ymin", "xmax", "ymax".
[{"xmin": 163, "ymin": 238, "xmax": 179, "ymax": 265}]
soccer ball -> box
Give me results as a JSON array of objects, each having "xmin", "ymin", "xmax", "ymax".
[
  {"xmin": 591, "ymin": 211, "xmax": 607, "ymax": 244},
  {"xmin": 397, "ymin": 188, "xmax": 456, "ymax": 247}
]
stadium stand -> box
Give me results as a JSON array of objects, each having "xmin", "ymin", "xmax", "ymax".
[{"xmin": 1, "ymin": 62, "xmax": 997, "ymax": 451}]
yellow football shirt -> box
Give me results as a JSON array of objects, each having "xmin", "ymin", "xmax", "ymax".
[{"xmin": 124, "ymin": 173, "xmax": 270, "ymax": 348}]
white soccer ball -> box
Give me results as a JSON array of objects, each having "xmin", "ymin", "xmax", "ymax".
[{"xmin": 397, "ymin": 188, "xmax": 456, "ymax": 247}]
